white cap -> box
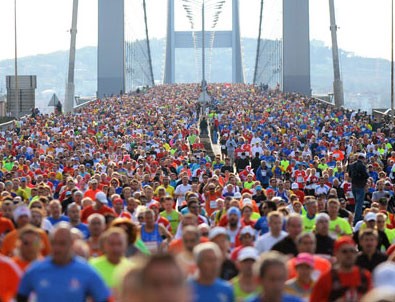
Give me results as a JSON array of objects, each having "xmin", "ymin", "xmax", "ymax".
[
  {"xmin": 208, "ymin": 227, "xmax": 228, "ymax": 240},
  {"xmin": 364, "ymin": 212, "xmax": 377, "ymax": 222},
  {"xmin": 242, "ymin": 198, "xmax": 252, "ymax": 205},
  {"xmin": 373, "ymin": 262, "xmax": 395, "ymax": 289},
  {"xmin": 240, "ymin": 226, "xmax": 255, "ymax": 237},
  {"xmin": 238, "ymin": 247, "xmax": 259, "ymax": 261},
  {"xmin": 358, "ymin": 153, "xmax": 366, "ymax": 159},
  {"xmin": 291, "ymin": 183, "xmax": 299, "ymax": 190},
  {"xmin": 95, "ymin": 191, "xmax": 108, "ymax": 204},
  {"xmin": 353, "ymin": 220, "xmax": 364, "ymax": 233},
  {"xmin": 234, "ymin": 192, "xmax": 242, "ymax": 199},
  {"xmin": 13, "ymin": 205, "xmax": 31, "ymax": 221}
]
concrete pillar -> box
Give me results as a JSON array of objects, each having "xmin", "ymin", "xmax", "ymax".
[{"xmin": 98, "ymin": 0, "xmax": 125, "ymax": 98}]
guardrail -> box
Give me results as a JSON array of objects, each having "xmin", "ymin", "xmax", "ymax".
[
  {"xmin": 0, "ymin": 118, "xmax": 17, "ymax": 131},
  {"xmin": 313, "ymin": 97, "xmax": 335, "ymax": 108},
  {"xmin": 0, "ymin": 97, "xmax": 97, "ymax": 131},
  {"xmin": 372, "ymin": 108, "xmax": 394, "ymax": 121},
  {"xmin": 73, "ymin": 97, "xmax": 97, "ymax": 111}
]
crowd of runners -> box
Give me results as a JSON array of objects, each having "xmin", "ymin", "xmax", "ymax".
[{"xmin": 1, "ymin": 83, "xmax": 395, "ymax": 301}]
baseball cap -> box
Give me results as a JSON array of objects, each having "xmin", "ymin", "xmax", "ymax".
[
  {"xmin": 242, "ymin": 198, "xmax": 252, "ymax": 205},
  {"xmin": 291, "ymin": 183, "xmax": 299, "ymax": 190},
  {"xmin": 364, "ymin": 212, "xmax": 377, "ymax": 222},
  {"xmin": 208, "ymin": 227, "xmax": 228, "ymax": 240},
  {"xmin": 266, "ymin": 188, "xmax": 274, "ymax": 195},
  {"xmin": 95, "ymin": 191, "xmax": 108, "ymax": 204},
  {"xmin": 358, "ymin": 153, "xmax": 366, "ymax": 159},
  {"xmin": 237, "ymin": 247, "xmax": 259, "ymax": 262},
  {"xmin": 234, "ymin": 192, "xmax": 242, "ymax": 199},
  {"xmin": 149, "ymin": 202, "xmax": 160, "ymax": 209},
  {"xmin": 255, "ymin": 185, "xmax": 262, "ymax": 191},
  {"xmin": 373, "ymin": 262, "xmax": 395, "ymax": 289},
  {"xmin": 386, "ymin": 244, "xmax": 395, "ymax": 257},
  {"xmin": 295, "ymin": 253, "xmax": 314, "ymax": 268},
  {"xmin": 240, "ymin": 226, "xmax": 255, "ymax": 237},
  {"xmin": 334, "ymin": 236, "xmax": 356, "ymax": 253},
  {"xmin": 113, "ymin": 198, "xmax": 124, "ymax": 205},
  {"xmin": 13, "ymin": 205, "xmax": 31, "ymax": 221},
  {"xmin": 227, "ymin": 207, "xmax": 241, "ymax": 218}
]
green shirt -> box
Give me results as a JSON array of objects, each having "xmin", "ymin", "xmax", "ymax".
[
  {"xmin": 329, "ymin": 217, "xmax": 353, "ymax": 238},
  {"xmin": 89, "ymin": 256, "xmax": 131, "ymax": 288},
  {"xmin": 231, "ymin": 276, "xmax": 261, "ymax": 302},
  {"xmin": 160, "ymin": 210, "xmax": 181, "ymax": 235},
  {"xmin": 302, "ymin": 214, "xmax": 316, "ymax": 232},
  {"xmin": 188, "ymin": 134, "xmax": 197, "ymax": 145}
]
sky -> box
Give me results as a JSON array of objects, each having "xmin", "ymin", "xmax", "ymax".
[{"xmin": 0, "ymin": 0, "xmax": 392, "ymax": 61}]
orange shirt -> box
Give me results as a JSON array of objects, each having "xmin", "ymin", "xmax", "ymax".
[
  {"xmin": 83, "ymin": 189, "xmax": 101, "ymax": 201},
  {"xmin": 310, "ymin": 266, "xmax": 372, "ymax": 301},
  {"xmin": 0, "ymin": 217, "xmax": 15, "ymax": 236},
  {"xmin": 1, "ymin": 228, "xmax": 51, "ymax": 257},
  {"xmin": 287, "ymin": 255, "xmax": 331, "ymax": 280},
  {"xmin": 168, "ymin": 237, "xmax": 209, "ymax": 254},
  {"xmin": 0, "ymin": 255, "xmax": 23, "ymax": 302},
  {"xmin": 204, "ymin": 191, "xmax": 222, "ymax": 216}
]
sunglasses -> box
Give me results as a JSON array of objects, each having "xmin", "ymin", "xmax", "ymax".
[
  {"xmin": 138, "ymin": 216, "xmax": 144, "ymax": 220},
  {"xmin": 340, "ymin": 248, "xmax": 357, "ymax": 254}
]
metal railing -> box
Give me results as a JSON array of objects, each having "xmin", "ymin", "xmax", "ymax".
[{"xmin": 0, "ymin": 97, "xmax": 97, "ymax": 131}]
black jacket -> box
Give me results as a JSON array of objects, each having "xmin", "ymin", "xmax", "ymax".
[
  {"xmin": 271, "ymin": 236, "xmax": 298, "ymax": 256},
  {"xmin": 348, "ymin": 160, "xmax": 369, "ymax": 188}
]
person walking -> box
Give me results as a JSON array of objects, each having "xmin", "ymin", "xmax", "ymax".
[{"xmin": 348, "ymin": 153, "xmax": 369, "ymax": 224}]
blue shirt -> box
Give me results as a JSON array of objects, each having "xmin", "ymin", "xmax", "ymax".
[
  {"xmin": 74, "ymin": 223, "xmax": 90, "ymax": 239},
  {"xmin": 47, "ymin": 215, "xmax": 70, "ymax": 226},
  {"xmin": 190, "ymin": 278, "xmax": 234, "ymax": 302},
  {"xmin": 247, "ymin": 294, "xmax": 303, "ymax": 302},
  {"xmin": 18, "ymin": 256, "xmax": 110, "ymax": 302}
]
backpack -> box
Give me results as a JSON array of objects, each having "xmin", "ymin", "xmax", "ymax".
[{"xmin": 328, "ymin": 268, "xmax": 369, "ymax": 302}]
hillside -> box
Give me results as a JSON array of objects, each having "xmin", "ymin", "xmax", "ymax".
[{"xmin": 0, "ymin": 38, "xmax": 391, "ymax": 112}]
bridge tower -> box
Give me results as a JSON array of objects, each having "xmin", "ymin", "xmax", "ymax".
[
  {"xmin": 164, "ymin": 0, "xmax": 244, "ymax": 84},
  {"xmin": 97, "ymin": 0, "xmax": 125, "ymax": 98}
]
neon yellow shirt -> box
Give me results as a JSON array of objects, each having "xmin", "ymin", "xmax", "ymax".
[
  {"xmin": 302, "ymin": 215, "xmax": 316, "ymax": 232},
  {"xmin": 231, "ymin": 276, "xmax": 261, "ymax": 302},
  {"xmin": 329, "ymin": 217, "xmax": 353, "ymax": 238},
  {"xmin": 89, "ymin": 256, "xmax": 131, "ymax": 288}
]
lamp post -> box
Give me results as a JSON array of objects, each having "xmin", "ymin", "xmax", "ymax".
[
  {"xmin": 391, "ymin": 0, "xmax": 394, "ymax": 118},
  {"xmin": 64, "ymin": 0, "xmax": 79, "ymax": 114},
  {"xmin": 329, "ymin": 0, "xmax": 344, "ymax": 108},
  {"xmin": 202, "ymin": 0, "xmax": 206, "ymax": 92},
  {"xmin": 14, "ymin": 0, "xmax": 19, "ymax": 118}
]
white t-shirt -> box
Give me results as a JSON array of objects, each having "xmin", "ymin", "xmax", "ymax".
[
  {"xmin": 255, "ymin": 231, "xmax": 288, "ymax": 254},
  {"xmin": 174, "ymin": 184, "xmax": 192, "ymax": 207}
]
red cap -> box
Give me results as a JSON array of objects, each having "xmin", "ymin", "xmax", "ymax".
[
  {"xmin": 113, "ymin": 198, "xmax": 124, "ymax": 205},
  {"xmin": 334, "ymin": 236, "xmax": 355, "ymax": 253},
  {"xmin": 149, "ymin": 202, "xmax": 160, "ymax": 209},
  {"xmin": 386, "ymin": 244, "xmax": 395, "ymax": 256},
  {"xmin": 266, "ymin": 188, "xmax": 274, "ymax": 195}
]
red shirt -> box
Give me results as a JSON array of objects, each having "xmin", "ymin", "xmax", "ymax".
[
  {"xmin": 81, "ymin": 205, "xmax": 115, "ymax": 223},
  {"xmin": 156, "ymin": 216, "xmax": 172, "ymax": 233},
  {"xmin": 310, "ymin": 266, "xmax": 372, "ymax": 302},
  {"xmin": 0, "ymin": 217, "xmax": 15, "ymax": 236}
]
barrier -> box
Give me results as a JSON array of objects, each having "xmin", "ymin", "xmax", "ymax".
[
  {"xmin": 0, "ymin": 97, "xmax": 97, "ymax": 132},
  {"xmin": 73, "ymin": 97, "xmax": 97, "ymax": 111}
]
